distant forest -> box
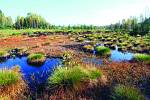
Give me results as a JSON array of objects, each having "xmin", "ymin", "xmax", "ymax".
[{"xmin": 0, "ymin": 10, "xmax": 150, "ymax": 35}]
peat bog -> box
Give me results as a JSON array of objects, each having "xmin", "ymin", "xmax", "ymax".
[
  {"xmin": 0, "ymin": 31, "xmax": 149, "ymax": 100},
  {"xmin": 0, "ymin": 3, "xmax": 150, "ymax": 99}
]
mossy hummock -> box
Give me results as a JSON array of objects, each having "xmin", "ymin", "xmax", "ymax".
[
  {"xmin": 27, "ymin": 53, "xmax": 46, "ymax": 66},
  {"xmin": 95, "ymin": 46, "xmax": 111, "ymax": 56}
]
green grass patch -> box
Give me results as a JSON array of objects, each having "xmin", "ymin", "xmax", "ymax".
[
  {"xmin": 95, "ymin": 46, "xmax": 111, "ymax": 56},
  {"xmin": 48, "ymin": 65, "xmax": 102, "ymax": 86},
  {"xmin": 134, "ymin": 54, "xmax": 150, "ymax": 61},
  {"xmin": 112, "ymin": 85, "xmax": 145, "ymax": 100},
  {"xmin": 27, "ymin": 53, "xmax": 46, "ymax": 66},
  {"xmin": 0, "ymin": 29, "xmax": 54, "ymax": 38},
  {"xmin": 0, "ymin": 50, "xmax": 8, "ymax": 57},
  {"xmin": 0, "ymin": 69, "xmax": 20, "ymax": 86}
]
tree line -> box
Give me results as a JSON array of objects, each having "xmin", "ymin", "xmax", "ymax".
[
  {"xmin": 0, "ymin": 10, "xmax": 13, "ymax": 29},
  {"xmin": 0, "ymin": 9, "xmax": 150, "ymax": 35},
  {"xmin": 106, "ymin": 15, "xmax": 150, "ymax": 35},
  {"xmin": 15, "ymin": 13, "xmax": 51, "ymax": 29}
]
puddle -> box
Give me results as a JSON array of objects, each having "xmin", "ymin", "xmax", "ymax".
[{"xmin": 83, "ymin": 45, "xmax": 134, "ymax": 65}]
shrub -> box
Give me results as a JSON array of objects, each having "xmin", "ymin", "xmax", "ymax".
[
  {"xmin": 27, "ymin": 53, "xmax": 46, "ymax": 66},
  {"xmin": 95, "ymin": 46, "xmax": 111, "ymax": 56},
  {"xmin": 48, "ymin": 65, "xmax": 102, "ymax": 87},
  {"xmin": 112, "ymin": 85, "xmax": 145, "ymax": 100},
  {"xmin": 0, "ymin": 69, "xmax": 20, "ymax": 86},
  {"xmin": 134, "ymin": 54, "xmax": 150, "ymax": 61}
]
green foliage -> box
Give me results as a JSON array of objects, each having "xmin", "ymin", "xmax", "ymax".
[
  {"xmin": 15, "ymin": 13, "xmax": 50, "ymax": 29},
  {"xmin": 0, "ymin": 69, "xmax": 20, "ymax": 86},
  {"xmin": 107, "ymin": 16, "xmax": 150, "ymax": 35},
  {"xmin": 95, "ymin": 46, "xmax": 111, "ymax": 56},
  {"xmin": 88, "ymin": 69, "xmax": 102, "ymax": 79},
  {"xmin": 134, "ymin": 54, "xmax": 150, "ymax": 61},
  {"xmin": 48, "ymin": 65, "xmax": 102, "ymax": 86},
  {"xmin": 0, "ymin": 50, "xmax": 8, "ymax": 57},
  {"xmin": 0, "ymin": 10, "xmax": 13, "ymax": 29},
  {"xmin": 27, "ymin": 53, "xmax": 46, "ymax": 65},
  {"xmin": 112, "ymin": 85, "xmax": 145, "ymax": 100}
]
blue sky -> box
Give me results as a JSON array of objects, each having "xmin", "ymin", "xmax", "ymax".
[{"xmin": 0, "ymin": 0, "xmax": 150, "ymax": 25}]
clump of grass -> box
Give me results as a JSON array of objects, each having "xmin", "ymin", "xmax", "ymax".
[
  {"xmin": 48, "ymin": 65, "xmax": 102, "ymax": 87},
  {"xmin": 83, "ymin": 45, "xmax": 94, "ymax": 52},
  {"xmin": 77, "ymin": 37, "xmax": 84, "ymax": 42},
  {"xmin": 0, "ymin": 69, "xmax": 20, "ymax": 86},
  {"xmin": 0, "ymin": 67, "xmax": 27, "ymax": 99},
  {"xmin": 95, "ymin": 46, "xmax": 111, "ymax": 56},
  {"xmin": 0, "ymin": 50, "xmax": 8, "ymax": 57},
  {"xmin": 112, "ymin": 85, "xmax": 145, "ymax": 100},
  {"xmin": 134, "ymin": 54, "xmax": 150, "ymax": 61},
  {"xmin": 27, "ymin": 53, "xmax": 46, "ymax": 66}
]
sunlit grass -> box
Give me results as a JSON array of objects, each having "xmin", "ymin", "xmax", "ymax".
[
  {"xmin": 48, "ymin": 64, "xmax": 102, "ymax": 87},
  {"xmin": 27, "ymin": 53, "xmax": 46, "ymax": 65},
  {"xmin": 134, "ymin": 54, "xmax": 150, "ymax": 61},
  {"xmin": 0, "ymin": 67, "xmax": 27, "ymax": 99},
  {"xmin": 0, "ymin": 69, "xmax": 20, "ymax": 86},
  {"xmin": 95, "ymin": 46, "xmax": 111, "ymax": 56},
  {"xmin": 0, "ymin": 29, "xmax": 53, "ymax": 38}
]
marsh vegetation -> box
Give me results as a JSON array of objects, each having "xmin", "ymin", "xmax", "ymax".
[{"xmin": 0, "ymin": 9, "xmax": 150, "ymax": 100}]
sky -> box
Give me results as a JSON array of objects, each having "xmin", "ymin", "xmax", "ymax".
[{"xmin": 0, "ymin": 0, "xmax": 150, "ymax": 25}]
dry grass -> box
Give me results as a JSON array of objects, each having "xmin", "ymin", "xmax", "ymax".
[{"xmin": 101, "ymin": 62, "xmax": 150, "ymax": 88}]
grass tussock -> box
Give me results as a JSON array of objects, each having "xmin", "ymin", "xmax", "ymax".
[
  {"xmin": 0, "ymin": 69, "xmax": 20, "ymax": 86},
  {"xmin": 95, "ymin": 46, "xmax": 111, "ymax": 56},
  {"xmin": 134, "ymin": 54, "xmax": 150, "ymax": 61},
  {"xmin": 112, "ymin": 85, "xmax": 145, "ymax": 100},
  {"xmin": 0, "ymin": 50, "xmax": 8, "ymax": 57},
  {"xmin": 27, "ymin": 53, "xmax": 46, "ymax": 66},
  {"xmin": 48, "ymin": 64, "xmax": 102, "ymax": 87},
  {"xmin": 0, "ymin": 67, "xmax": 27, "ymax": 99}
]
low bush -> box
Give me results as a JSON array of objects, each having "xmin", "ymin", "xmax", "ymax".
[{"xmin": 112, "ymin": 85, "xmax": 145, "ymax": 100}]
